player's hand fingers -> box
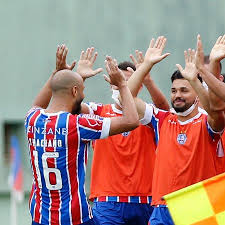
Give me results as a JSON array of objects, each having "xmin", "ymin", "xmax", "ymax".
[
  {"xmin": 127, "ymin": 67, "xmax": 134, "ymax": 73},
  {"xmin": 130, "ymin": 54, "xmax": 137, "ymax": 65},
  {"xmin": 103, "ymin": 74, "xmax": 111, "ymax": 84},
  {"xmin": 69, "ymin": 61, "xmax": 76, "ymax": 70},
  {"xmin": 176, "ymin": 64, "xmax": 183, "ymax": 73}
]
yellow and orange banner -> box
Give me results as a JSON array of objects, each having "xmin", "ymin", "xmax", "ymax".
[{"xmin": 164, "ymin": 172, "xmax": 225, "ymax": 225}]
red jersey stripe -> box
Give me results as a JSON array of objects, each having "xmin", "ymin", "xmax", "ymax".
[
  {"xmin": 119, "ymin": 196, "xmax": 129, "ymax": 202},
  {"xmin": 68, "ymin": 114, "xmax": 81, "ymax": 223},
  {"xmin": 28, "ymin": 110, "xmax": 42, "ymax": 223}
]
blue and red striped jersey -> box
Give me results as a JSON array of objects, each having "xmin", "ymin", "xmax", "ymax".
[{"xmin": 25, "ymin": 107, "xmax": 110, "ymax": 225}]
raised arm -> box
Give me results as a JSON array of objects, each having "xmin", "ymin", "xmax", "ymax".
[
  {"xmin": 209, "ymin": 35, "xmax": 225, "ymax": 78},
  {"xmin": 196, "ymin": 35, "xmax": 225, "ymax": 111},
  {"xmin": 76, "ymin": 47, "xmax": 104, "ymax": 114},
  {"xmin": 195, "ymin": 35, "xmax": 225, "ymax": 131},
  {"xmin": 128, "ymin": 36, "xmax": 170, "ymax": 97},
  {"xmin": 104, "ymin": 56, "xmax": 139, "ymax": 135},
  {"xmin": 192, "ymin": 35, "xmax": 225, "ymax": 106},
  {"xmin": 76, "ymin": 47, "xmax": 103, "ymax": 80},
  {"xmin": 32, "ymin": 45, "xmax": 76, "ymax": 108},
  {"xmin": 176, "ymin": 49, "xmax": 210, "ymax": 113},
  {"xmin": 130, "ymin": 50, "xmax": 169, "ymax": 110}
]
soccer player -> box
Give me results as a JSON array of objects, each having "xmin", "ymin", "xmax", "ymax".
[
  {"xmin": 80, "ymin": 46, "xmax": 169, "ymax": 224},
  {"xmin": 25, "ymin": 45, "xmax": 139, "ymax": 225},
  {"xmin": 126, "ymin": 35, "xmax": 225, "ymax": 225}
]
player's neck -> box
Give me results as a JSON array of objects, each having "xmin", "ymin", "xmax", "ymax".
[
  {"xmin": 45, "ymin": 97, "xmax": 72, "ymax": 113},
  {"xmin": 177, "ymin": 106, "xmax": 199, "ymax": 122}
]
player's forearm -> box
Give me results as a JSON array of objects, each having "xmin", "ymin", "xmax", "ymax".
[
  {"xmin": 128, "ymin": 61, "xmax": 153, "ymax": 97},
  {"xmin": 199, "ymin": 66, "xmax": 225, "ymax": 102},
  {"xmin": 209, "ymin": 58, "xmax": 221, "ymax": 79},
  {"xmin": 189, "ymin": 78, "xmax": 211, "ymax": 114},
  {"xmin": 207, "ymin": 58, "xmax": 225, "ymax": 109},
  {"xmin": 134, "ymin": 97, "xmax": 148, "ymax": 120},
  {"xmin": 144, "ymin": 78, "xmax": 169, "ymax": 110},
  {"xmin": 208, "ymin": 110, "xmax": 225, "ymax": 132},
  {"xmin": 119, "ymin": 84, "xmax": 139, "ymax": 128},
  {"xmin": 32, "ymin": 71, "xmax": 56, "ymax": 108}
]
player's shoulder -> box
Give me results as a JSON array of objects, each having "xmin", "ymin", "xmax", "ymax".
[
  {"xmin": 25, "ymin": 106, "xmax": 42, "ymax": 120},
  {"xmin": 152, "ymin": 105, "xmax": 170, "ymax": 119}
]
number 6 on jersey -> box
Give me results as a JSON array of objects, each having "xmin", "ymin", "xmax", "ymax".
[{"xmin": 33, "ymin": 151, "xmax": 62, "ymax": 190}]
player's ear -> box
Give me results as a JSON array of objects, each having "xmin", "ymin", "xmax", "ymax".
[{"xmin": 72, "ymin": 86, "xmax": 78, "ymax": 97}]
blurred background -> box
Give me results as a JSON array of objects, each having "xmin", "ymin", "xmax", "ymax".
[{"xmin": 0, "ymin": 0, "xmax": 225, "ymax": 224}]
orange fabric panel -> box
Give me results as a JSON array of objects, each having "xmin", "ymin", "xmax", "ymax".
[
  {"xmin": 191, "ymin": 216, "xmax": 218, "ymax": 225},
  {"xmin": 90, "ymin": 104, "xmax": 156, "ymax": 200},
  {"xmin": 152, "ymin": 113, "xmax": 220, "ymax": 205},
  {"xmin": 203, "ymin": 175, "xmax": 225, "ymax": 214}
]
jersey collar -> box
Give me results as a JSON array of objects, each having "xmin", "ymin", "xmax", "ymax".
[{"xmin": 177, "ymin": 112, "xmax": 202, "ymax": 125}]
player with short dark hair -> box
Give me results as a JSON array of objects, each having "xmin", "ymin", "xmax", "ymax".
[
  {"xmin": 118, "ymin": 61, "xmax": 136, "ymax": 71},
  {"xmin": 83, "ymin": 43, "xmax": 170, "ymax": 225},
  {"xmin": 126, "ymin": 35, "xmax": 225, "ymax": 225}
]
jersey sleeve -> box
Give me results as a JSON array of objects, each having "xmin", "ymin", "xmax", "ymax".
[
  {"xmin": 140, "ymin": 103, "xmax": 169, "ymax": 127},
  {"xmin": 77, "ymin": 114, "xmax": 111, "ymax": 141},
  {"xmin": 25, "ymin": 107, "xmax": 42, "ymax": 126},
  {"xmin": 140, "ymin": 103, "xmax": 154, "ymax": 125},
  {"xmin": 140, "ymin": 103, "xmax": 170, "ymax": 145},
  {"xmin": 205, "ymin": 116, "xmax": 224, "ymax": 157},
  {"xmin": 83, "ymin": 102, "xmax": 104, "ymax": 116}
]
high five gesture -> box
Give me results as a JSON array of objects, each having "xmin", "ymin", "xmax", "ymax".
[
  {"xmin": 144, "ymin": 36, "xmax": 170, "ymax": 66},
  {"xmin": 77, "ymin": 47, "xmax": 103, "ymax": 80},
  {"xmin": 128, "ymin": 36, "xmax": 170, "ymax": 97},
  {"xmin": 176, "ymin": 49, "xmax": 198, "ymax": 81}
]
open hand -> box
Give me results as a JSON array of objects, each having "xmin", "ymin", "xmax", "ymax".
[
  {"xmin": 77, "ymin": 47, "xmax": 103, "ymax": 79},
  {"xmin": 56, "ymin": 44, "xmax": 76, "ymax": 71},
  {"xmin": 176, "ymin": 49, "xmax": 198, "ymax": 81},
  {"xmin": 210, "ymin": 34, "xmax": 225, "ymax": 62},
  {"xmin": 144, "ymin": 36, "xmax": 170, "ymax": 66},
  {"xmin": 104, "ymin": 56, "xmax": 126, "ymax": 89},
  {"xmin": 130, "ymin": 50, "xmax": 144, "ymax": 69}
]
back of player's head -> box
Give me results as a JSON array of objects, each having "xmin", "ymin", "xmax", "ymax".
[
  {"xmin": 50, "ymin": 70, "xmax": 83, "ymax": 94},
  {"xmin": 204, "ymin": 55, "xmax": 222, "ymax": 73},
  {"xmin": 171, "ymin": 70, "xmax": 203, "ymax": 83},
  {"xmin": 118, "ymin": 61, "xmax": 136, "ymax": 71}
]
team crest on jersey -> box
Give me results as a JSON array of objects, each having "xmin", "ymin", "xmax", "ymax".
[
  {"xmin": 122, "ymin": 131, "xmax": 130, "ymax": 137},
  {"xmin": 177, "ymin": 133, "xmax": 187, "ymax": 145}
]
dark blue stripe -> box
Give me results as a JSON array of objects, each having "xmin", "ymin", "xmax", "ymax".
[
  {"xmin": 148, "ymin": 196, "xmax": 152, "ymax": 204},
  {"xmin": 151, "ymin": 115, "xmax": 159, "ymax": 145},
  {"xmin": 130, "ymin": 196, "xmax": 140, "ymax": 203},
  {"xmin": 108, "ymin": 196, "xmax": 117, "ymax": 201},
  {"xmin": 30, "ymin": 190, "xmax": 36, "ymax": 220},
  {"xmin": 79, "ymin": 127, "xmax": 101, "ymax": 140},
  {"xmin": 206, "ymin": 119, "xmax": 215, "ymax": 140},
  {"xmin": 77, "ymin": 141, "xmax": 90, "ymax": 221}
]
